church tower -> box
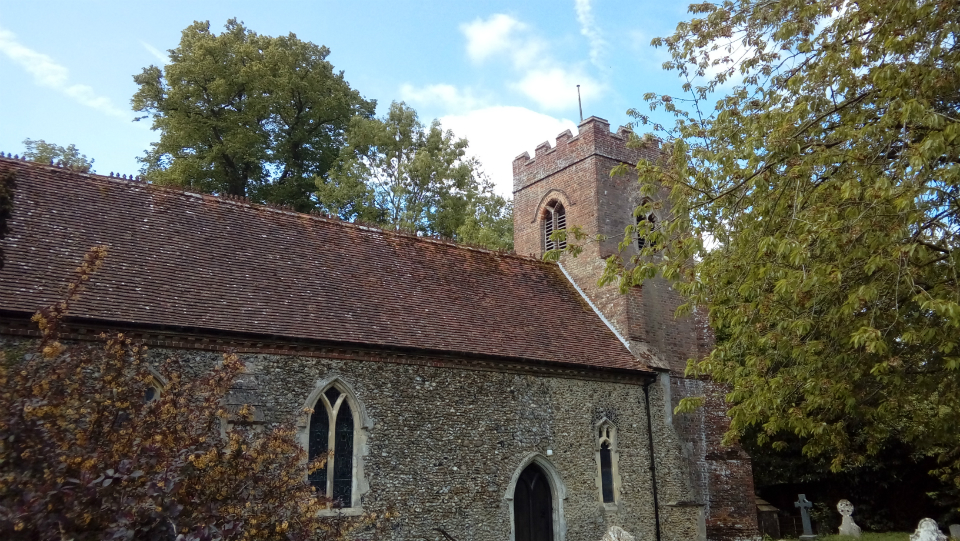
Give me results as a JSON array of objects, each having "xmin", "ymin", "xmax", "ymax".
[
  {"xmin": 512, "ymin": 116, "xmax": 706, "ymax": 374},
  {"xmin": 513, "ymin": 117, "xmax": 760, "ymax": 541}
]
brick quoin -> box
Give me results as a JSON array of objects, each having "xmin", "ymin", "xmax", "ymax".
[{"xmin": 513, "ymin": 117, "xmax": 760, "ymax": 541}]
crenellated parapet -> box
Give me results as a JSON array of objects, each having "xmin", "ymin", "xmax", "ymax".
[{"xmin": 512, "ymin": 117, "xmax": 661, "ymax": 193}]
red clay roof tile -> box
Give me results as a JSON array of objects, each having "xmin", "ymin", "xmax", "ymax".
[{"xmin": 0, "ymin": 158, "xmax": 646, "ymax": 372}]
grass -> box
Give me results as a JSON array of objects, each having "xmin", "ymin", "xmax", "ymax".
[{"xmin": 815, "ymin": 534, "xmax": 910, "ymax": 541}]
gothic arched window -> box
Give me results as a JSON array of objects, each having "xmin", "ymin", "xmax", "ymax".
[
  {"xmin": 595, "ymin": 419, "xmax": 620, "ymax": 505},
  {"xmin": 309, "ymin": 385, "xmax": 356, "ymax": 507},
  {"xmin": 542, "ymin": 201, "xmax": 567, "ymax": 251},
  {"xmin": 637, "ymin": 211, "xmax": 656, "ymax": 250}
]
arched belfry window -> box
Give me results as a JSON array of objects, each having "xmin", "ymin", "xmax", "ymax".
[
  {"xmin": 637, "ymin": 211, "xmax": 656, "ymax": 250},
  {"xmin": 542, "ymin": 201, "xmax": 567, "ymax": 251},
  {"xmin": 595, "ymin": 419, "xmax": 621, "ymax": 507},
  {"xmin": 309, "ymin": 384, "xmax": 356, "ymax": 507}
]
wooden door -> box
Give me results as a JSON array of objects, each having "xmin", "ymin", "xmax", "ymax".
[{"xmin": 514, "ymin": 463, "xmax": 554, "ymax": 541}]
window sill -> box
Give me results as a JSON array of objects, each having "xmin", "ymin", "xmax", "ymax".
[
  {"xmin": 318, "ymin": 507, "xmax": 364, "ymax": 517},
  {"xmin": 602, "ymin": 502, "xmax": 621, "ymax": 514}
]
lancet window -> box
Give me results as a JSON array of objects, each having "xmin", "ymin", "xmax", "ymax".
[
  {"xmin": 596, "ymin": 420, "xmax": 619, "ymax": 505},
  {"xmin": 309, "ymin": 385, "xmax": 355, "ymax": 507}
]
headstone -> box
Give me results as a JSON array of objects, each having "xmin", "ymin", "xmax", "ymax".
[
  {"xmin": 949, "ymin": 524, "xmax": 960, "ymax": 540},
  {"xmin": 911, "ymin": 518, "xmax": 947, "ymax": 541},
  {"xmin": 794, "ymin": 494, "xmax": 816, "ymax": 541},
  {"xmin": 600, "ymin": 526, "xmax": 635, "ymax": 541},
  {"xmin": 836, "ymin": 499, "xmax": 861, "ymax": 538}
]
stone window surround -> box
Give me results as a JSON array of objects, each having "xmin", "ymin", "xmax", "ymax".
[
  {"xmin": 144, "ymin": 366, "xmax": 167, "ymax": 402},
  {"xmin": 504, "ymin": 452, "xmax": 568, "ymax": 541},
  {"xmin": 297, "ymin": 376, "xmax": 372, "ymax": 516},
  {"xmin": 530, "ymin": 188, "xmax": 572, "ymax": 224},
  {"xmin": 594, "ymin": 417, "xmax": 623, "ymax": 512}
]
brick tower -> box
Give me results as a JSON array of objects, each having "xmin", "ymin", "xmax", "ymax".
[{"xmin": 513, "ymin": 117, "xmax": 760, "ymax": 541}]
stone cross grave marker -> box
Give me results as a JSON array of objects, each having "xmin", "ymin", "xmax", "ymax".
[{"xmin": 795, "ymin": 494, "xmax": 816, "ymax": 540}]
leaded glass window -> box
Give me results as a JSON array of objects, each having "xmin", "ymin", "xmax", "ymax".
[
  {"xmin": 600, "ymin": 442, "xmax": 614, "ymax": 503},
  {"xmin": 596, "ymin": 421, "xmax": 619, "ymax": 505},
  {"xmin": 308, "ymin": 384, "xmax": 355, "ymax": 507},
  {"xmin": 308, "ymin": 399, "xmax": 330, "ymax": 491},
  {"xmin": 332, "ymin": 401, "xmax": 354, "ymax": 505}
]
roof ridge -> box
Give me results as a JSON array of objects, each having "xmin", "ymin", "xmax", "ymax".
[{"xmin": 0, "ymin": 154, "xmax": 545, "ymax": 265}]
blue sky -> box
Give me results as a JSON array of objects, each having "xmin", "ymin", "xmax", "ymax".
[{"xmin": 0, "ymin": 1, "xmax": 692, "ymax": 196}]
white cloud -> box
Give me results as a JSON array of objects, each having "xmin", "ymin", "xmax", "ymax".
[
  {"xmin": 0, "ymin": 26, "xmax": 127, "ymax": 119},
  {"xmin": 460, "ymin": 14, "xmax": 534, "ymax": 64},
  {"xmin": 141, "ymin": 41, "xmax": 170, "ymax": 65},
  {"xmin": 513, "ymin": 67, "xmax": 602, "ymax": 111},
  {"xmin": 439, "ymin": 106, "xmax": 578, "ymax": 197},
  {"xmin": 457, "ymin": 13, "xmax": 605, "ymax": 111},
  {"xmin": 399, "ymin": 83, "xmax": 486, "ymax": 112},
  {"xmin": 574, "ymin": 0, "xmax": 607, "ymax": 69}
]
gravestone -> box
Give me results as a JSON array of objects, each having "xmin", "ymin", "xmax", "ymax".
[
  {"xmin": 910, "ymin": 518, "xmax": 947, "ymax": 541},
  {"xmin": 794, "ymin": 494, "xmax": 816, "ymax": 541},
  {"xmin": 948, "ymin": 524, "xmax": 959, "ymax": 540},
  {"xmin": 836, "ymin": 499, "xmax": 861, "ymax": 538},
  {"xmin": 600, "ymin": 526, "xmax": 635, "ymax": 541}
]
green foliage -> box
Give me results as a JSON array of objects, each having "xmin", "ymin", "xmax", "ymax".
[
  {"xmin": 750, "ymin": 432, "xmax": 959, "ymax": 530},
  {"xmin": 324, "ymin": 101, "xmax": 513, "ymax": 249},
  {"xmin": 0, "ymin": 169, "xmax": 15, "ymax": 270},
  {"xmin": 132, "ymin": 19, "xmax": 374, "ymax": 212},
  {"xmin": 0, "ymin": 247, "xmax": 379, "ymax": 540},
  {"xmin": 455, "ymin": 190, "xmax": 514, "ymax": 251},
  {"xmin": 22, "ymin": 139, "xmax": 94, "ymax": 173},
  {"xmin": 609, "ymin": 0, "xmax": 960, "ymax": 485}
]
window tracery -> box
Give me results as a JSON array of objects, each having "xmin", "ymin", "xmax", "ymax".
[
  {"xmin": 595, "ymin": 419, "xmax": 620, "ymax": 506},
  {"xmin": 307, "ymin": 381, "xmax": 363, "ymax": 510}
]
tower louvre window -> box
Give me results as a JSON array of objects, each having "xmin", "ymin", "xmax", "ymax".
[
  {"xmin": 637, "ymin": 212, "xmax": 656, "ymax": 250},
  {"xmin": 542, "ymin": 201, "xmax": 567, "ymax": 252}
]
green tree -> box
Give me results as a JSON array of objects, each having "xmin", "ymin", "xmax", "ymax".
[
  {"xmin": 0, "ymin": 247, "xmax": 380, "ymax": 540},
  {"xmin": 22, "ymin": 139, "xmax": 95, "ymax": 173},
  {"xmin": 324, "ymin": 101, "xmax": 513, "ymax": 248},
  {"xmin": 132, "ymin": 19, "xmax": 375, "ymax": 212},
  {"xmin": 607, "ymin": 0, "xmax": 960, "ymax": 485},
  {"xmin": 456, "ymin": 185, "xmax": 514, "ymax": 251},
  {"xmin": 0, "ymin": 169, "xmax": 15, "ymax": 270}
]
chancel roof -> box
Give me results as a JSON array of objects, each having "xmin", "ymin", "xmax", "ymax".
[{"xmin": 0, "ymin": 157, "xmax": 646, "ymax": 373}]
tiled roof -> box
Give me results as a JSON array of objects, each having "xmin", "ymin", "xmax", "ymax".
[{"xmin": 0, "ymin": 158, "xmax": 646, "ymax": 372}]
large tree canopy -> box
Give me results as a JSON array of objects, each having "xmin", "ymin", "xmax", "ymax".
[
  {"xmin": 22, "ymin": 139, "xmax": 94, "ymax": 173},
  {"xmin": 610, "ymin": 0, "xmax": 960, "ymax": 483},
  {"xmin": 132, "ymin": 19, "xmax": 374, "ymax": 211},
  {"xmin": 322, "ymin": 101, "xmax": 513, "ymax": 249}
]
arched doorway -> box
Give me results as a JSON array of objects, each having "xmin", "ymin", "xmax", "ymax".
[{"xmin": 513, "ymin": 463, "xmax": 554, "ymax": 541}]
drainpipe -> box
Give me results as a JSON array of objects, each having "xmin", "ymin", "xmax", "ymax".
[{"xmin": 643, "ymin": 377, "xmax": 662, "ymax": 541}]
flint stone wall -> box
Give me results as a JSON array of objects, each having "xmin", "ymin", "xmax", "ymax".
[{"xmin": 151, "ymin": 343, "xmax": 699, "ymax": 541}]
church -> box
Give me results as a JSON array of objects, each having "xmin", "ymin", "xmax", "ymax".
[{"xmin": 0, "ymin": 117, "xmax": 758, "ymax": 541}]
